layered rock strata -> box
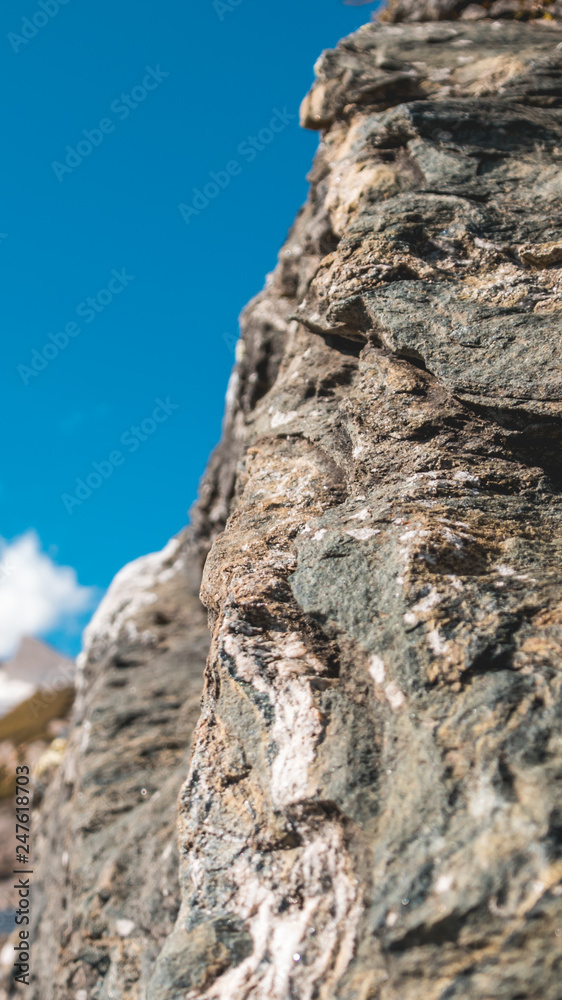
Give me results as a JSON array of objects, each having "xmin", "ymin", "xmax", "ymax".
[{"xmin": 16, "ymin": 6, "xmax": 562, "ymax": 1000}]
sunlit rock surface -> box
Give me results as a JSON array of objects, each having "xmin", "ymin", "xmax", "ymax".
[{"xmin": 14, "ymin": 5, "xmax": 562, "ymax": 999}]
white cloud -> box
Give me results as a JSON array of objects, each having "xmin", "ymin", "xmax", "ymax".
[{"xmin": 0, "ymin": 531, "xmax": 95, "ymax": 659}]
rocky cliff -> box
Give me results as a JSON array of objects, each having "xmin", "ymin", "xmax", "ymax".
[{"xmin": 8, "ymin": 3, "xmax": 562, "ymax": 998}]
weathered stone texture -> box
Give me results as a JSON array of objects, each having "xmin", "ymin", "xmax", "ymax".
[
  {"xmin": 5, "ymin": 536, "xmax": 209, "ymax": 1000},
  {"xmin": 156, "ymin": 15, "xmax": 562, "ymax": 1000},
  {"xmin": 12, "ymin": 9, "xmax": 562, "ymax": 1000},
  {"xmin": 380, "ymin": 0, "xmax": 562, "ymax": 23}
]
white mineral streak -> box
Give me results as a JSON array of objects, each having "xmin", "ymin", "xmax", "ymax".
[
  {"xmin": 221, "ymin": 627, "xmax": 323, "ymax": 807},
  {"xmin": 370, "ymin": 660, "xmax": 405, "ymax": 710},
  {"xmin": 404, "ymin": 586, "xmax": 444, "ymax": 627},
  {"xmin": 115, "ymin": 919, "xmax": 136, "ymax": 938},
  {"xmin": 427, "ymin": 629, "xmax": 449, "ymax": 656},
  {"xmin": 495, "ymin": 564, "xmax": 515, "ymax": 577},
  {"xmin": 190, "ymin": 536, "xmax": 362, "ymax": 998},
  {"xmin": 345, "ymin": 527, "xmax": 380, "ymax": 541},
  {"xmin": 203, "ymin": 828, "xmax": 362, "ymax": 1000},
  {"xmin": 384, "ymin": 681, "xmax": 405, "ymax": 710},
  {"xmin": 350, "ymin": 508, "xmax": 370, "ymax": 520},
  {"xmin": 369, "ymin": 654, "xmax": 386, "ymax": 685},
  {"xmin": 270, "ymin": 678, "xmax": 322, "ymax": 805},
  {"xmin": 410, "ymin": 588, "xmax": 443, "ymax": 616},
  {"xmin": 435, "ymin": 873, "xmax": 454, "ymax": 894},
  {"xmin": 271, "ymin": 409, "xmax": 298, "ymax": 428}
]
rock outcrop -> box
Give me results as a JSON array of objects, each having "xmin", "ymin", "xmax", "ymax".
[
  {"xmin": 380, "ymin": 0, "xmax": 562, "ymax": 22},
  {"xmin": 10, "ymin": 4, "xmax": 562, "ymax": 998},
  {"xmin": 8, "ymin": 538, "xmax": 210, "ymax": 1000}
]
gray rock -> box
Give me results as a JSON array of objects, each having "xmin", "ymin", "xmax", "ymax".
[
  {"xmin": 11, "ymin": 8, "xmax": 562, "ymax": 1000},
  {"xmin": 15, "ymin": 536, "xmax": 209, "ymax": 1000},
  {"xmin": 379, "ymin": 0, "xmax": 562, "ymax": 21}
]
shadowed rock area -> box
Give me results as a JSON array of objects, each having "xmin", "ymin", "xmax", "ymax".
[{"xmin": 6, "ymin": 5, "xmax": 562, "ymax": 999}]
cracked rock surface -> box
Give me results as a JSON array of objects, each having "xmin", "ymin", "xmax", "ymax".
[{"xmin": 15, "ymin": 8, "xmax": 562, "ymax": 1000}]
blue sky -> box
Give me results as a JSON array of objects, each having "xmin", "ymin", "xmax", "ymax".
[{"xmin": 0, "ymin": 0, "xmax": 381, "ymax": 657}]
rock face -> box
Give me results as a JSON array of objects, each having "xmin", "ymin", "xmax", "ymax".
[
  {"xmin": 13, "ymin": 6, "xmax": 562, "ymax": 999},
  {"xmin": 13, "ymin": 537, "xmax": 210, "ymax": 1000},
  {"xmin": 380, "ymin": 0, "xmax": 562, "ymax": 22}
]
